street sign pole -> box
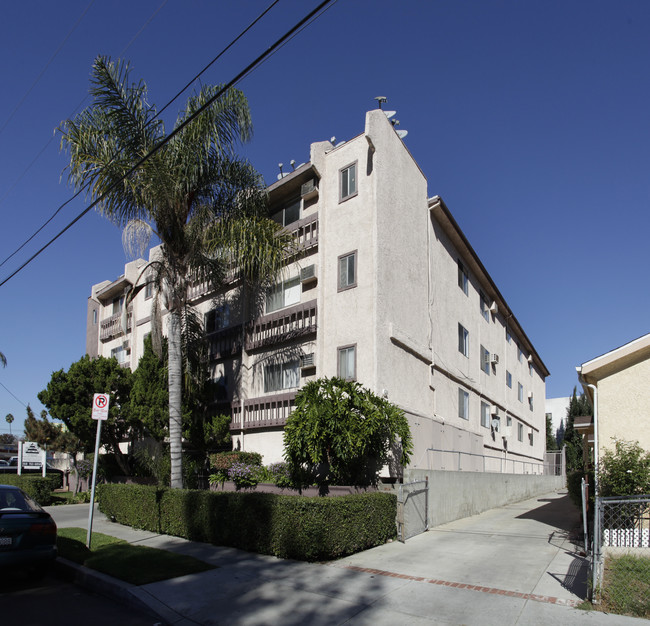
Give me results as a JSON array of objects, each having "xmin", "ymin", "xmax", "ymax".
[{"xmin": 87, "ymin": 393, "xmax": 109, "ymax": 549}]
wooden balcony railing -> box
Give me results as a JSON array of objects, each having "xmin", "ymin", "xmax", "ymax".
[
  {"xmin": 245, "ymin": 299, "xmax": 317, "ymax": 351},
  {"xmin": 100, "ymin": 309, "xmax": 132, "ymax": 342},
  {"xmin": 229, "ymin": 391, "xmax": 297, "ymax": 431},
  {"xmin": 288, "ymin": 213, "xmax": 318, "ymax": 253}
]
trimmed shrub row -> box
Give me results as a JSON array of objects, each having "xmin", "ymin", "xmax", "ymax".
[
  {"xmin": 0, "ymin": 473, "xmax": 62, "ymax": 505},
  {"xmin": 98, "ymin": 483, "xmax": 397, "ymax": 561}
]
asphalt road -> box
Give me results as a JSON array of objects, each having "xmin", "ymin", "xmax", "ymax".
[{"xmin": 0, "ymin": 570, "xmax": 163, "ymax": 626}]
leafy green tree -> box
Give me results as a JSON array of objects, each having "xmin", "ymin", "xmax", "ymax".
[
  {"xmin": 38, "ymin": 355, "xmax": 135, "ymax": 474},
  {"xmin": 546, "ymin": 414, "xmax": 557, "ymax": 451},
  {"xmin": 283, "ymin": 377, "xmax": 413, "ymax": 490},
  {"xmin": 564, "ymin": 387, "xmax": 591, "ymax": 472},
  {"xmin": 60, "ymin": 57, "xmax": 291, "ymax": 488},
  {"xmin": 0, "ymin": 433, "xmax": 15, "ymax": 444},
  {"xmin": 599, "ymin": 439, "xmax": 650, "ymax": 497}
]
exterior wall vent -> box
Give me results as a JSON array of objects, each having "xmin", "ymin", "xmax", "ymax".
[{"xmin": 301, "ymin": 353, "xmax": 315, "ymax": 369}]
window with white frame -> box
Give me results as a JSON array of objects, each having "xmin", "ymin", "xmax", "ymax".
[
  {"xmin": 518, "ymin": 382, "xmax": 523, "ymax": 402},
  {"xmin": 145, "ymin": 281, "xmax": 153, "ymax": 300},
  {"xmin": 266, "ymin": 276, "xmax": 300, "ymax": 313},
  {"xmin": 111, "ymin": 346, "xmax": 127, "ymax": 364},
  {"xmin": 338, "ymin": 251, "xmax": 357, "ymax": 291},
  {"xmin": 480, "ymin": 345, "xmax": 490, "ymax": 374},
  {"xmin": 338, "ymin": 345, "xmax": 356, "ymax": 380},
  {"xmin": 506, "ymin": 370, "xmax": 512, "ymax": 388},
  {"xmin": 518, "ymin": 423, "xmax": 524, "ymax": 441},
  {"xmin": 480, "ymin": 292, "xmax": 489, "ymax": 321},
  {"xmin": 272, "ymin": 199, "xmax": 300, "ymax": 227},
  {"xmin": 340, "ymin": 162, "xmax": 357, "ymax": 201},
  {"xmin": 458, "ymin": 323, "xmax": 469, "ymax": 357},
  {"xmin": 205, "ymin": 303, "xmax": 230, "ymax": 333},
  {"xmin": 458, "ymin": 261, "xmax": 468, "ymax": 295},
  {"xmin": 480, "ymin": 401, "xmax": 490, "ymax": 428},
  {"xmin": 264, "ymin": 360, "xmax": 300, "ymax": 393},
  {"xmin": 458, "ymin": 388, "xmax": 469, "ymax": 420}
]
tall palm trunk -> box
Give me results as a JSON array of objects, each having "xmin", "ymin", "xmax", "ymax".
[{"xmin": 168, "ymin": 309, "xmax": 183, "ymax": 488}]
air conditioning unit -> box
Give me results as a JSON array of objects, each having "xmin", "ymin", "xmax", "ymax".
[
  {"xmin": 490, "ymin": 354, "xmax": 499, "ymax": 365},
  {"xmin": 300, "ymin": 264, "xmax": 317, "ymax": 285},
  {"xmin": 489, "ymin": 301, "xmax": 498, "ymax": 315},
  {"xmin": 490, "ymin": 405, "xmax": 500, "ymax": 416},
  {"xmin": 528, "ymin": 391, "xmax": 534, "ymax": 399},
  {"xmin": 122, "ymin": 339, "xmax": 130, "ymax": 350},
  {"xmin": 300, "ymin": 178, "xmax": 318, "ymax": 198},
  {"xmin": 301, "ymin": 353, "xmax": 315, "ymax": 370},
  {"xmin": 527, "ymin": 354, "xmax": 533, "ymax": 364}
]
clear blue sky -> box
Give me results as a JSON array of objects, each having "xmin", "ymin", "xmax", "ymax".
[{"xmin": 1, "ymin": 0, "xmax": 649, "ymax": 437}]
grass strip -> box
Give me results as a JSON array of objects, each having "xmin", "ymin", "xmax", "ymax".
[{"xmin": 57, "ymin": 527, "xmax": 215, "ymax": 586}]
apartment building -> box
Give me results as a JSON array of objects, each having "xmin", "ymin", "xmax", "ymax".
[{"xmin": 86, "ymin": 109, "xmax": 549, "ymax": 474}]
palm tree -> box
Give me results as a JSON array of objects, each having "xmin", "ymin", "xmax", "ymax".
[
  {"xmin": 5, "ymin": 414, "xmax": 14, "ymax": 437},
  {"xmin": 60, "ymin": 57, "xmax": 291, "ymax": 488},
  {"xmin": 0, "ymin": 351, "xmax": 6, "ymax": 367}
]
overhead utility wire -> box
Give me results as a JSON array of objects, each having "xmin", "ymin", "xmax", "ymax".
[
  {"xmin": 0, "ymin": 0, "xmax": 336, "ymax": 290},
  {"xmin": 0, "ymin": 0, "xmax": 280, "ymax": 270},
  {"xmin": 0, "ymin": 0, "xmax": 170, "ymax": 267}
]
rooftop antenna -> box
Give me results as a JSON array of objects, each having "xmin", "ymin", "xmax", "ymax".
[
  {"xmin": 330, "ymin": 136, "xmax": 336, "ymax": 144},
  {"xmin": 375, "ymin": 96, "xmax": 387, "ymax": 109},
  {"xmin": 277, "ymin": 163, "xmax": 284, "ymax": 181},
  {"xmin": 290, "ymin": 160, "xmax": 296, "ymax": 171}
]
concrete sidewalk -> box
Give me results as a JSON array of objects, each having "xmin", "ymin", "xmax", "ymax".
[{"xmin": 47, "ymin": 491, "xmax": 645, "ymax": 625}]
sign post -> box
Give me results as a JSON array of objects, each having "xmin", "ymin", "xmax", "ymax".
[{"xmin": 87, "ymin": 393, "xmax": 109, "ymax": 548}]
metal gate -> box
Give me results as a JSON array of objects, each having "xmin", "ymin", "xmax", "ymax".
[{"xmin": 397, "ymin": 477, "xmax": 429, "ymax": 542}]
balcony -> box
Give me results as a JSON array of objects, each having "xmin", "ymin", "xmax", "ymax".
[
  {"xmin": 208, "ymin": 325, "xmax": 243, "ymax": 361},
  {"xmin": 229, "ymin": 391, "xmax": 297, "ymax": 431},
  {"xmin": 246, "ymin": 299, "xmax": 317, "ymax": 351},
  {"xmin": 288, "ymin": 213, "xmax": 318, "ymax": 254},
  {"xmin": 100, "ymin": 309, "xmax": 132, "ymax": 342}
]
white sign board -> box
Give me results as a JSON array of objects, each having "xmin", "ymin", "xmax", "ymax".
[
  {"xmin": 22, "ymin": 441, "xmax": 44, "ymax": 468},
  {"xmin": 92, "ymin": 393, "xmax": 110, "ymax": 420}
]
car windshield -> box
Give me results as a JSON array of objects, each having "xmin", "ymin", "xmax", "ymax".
[{"xmin": 0, "ymin": 488, "xmax": 42, "ymax": 512}]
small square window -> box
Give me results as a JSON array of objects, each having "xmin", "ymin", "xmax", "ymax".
[
  {"xmin": 340, "ymin": 162, "xmax": 358, "ymax": 201},
  {"xmin": 480, "ymin": 345, "xmax": 490, "ymax": 375},
  {"xmin": 458, "ymin": 388, "xmax": 469, "ymax": 420},
  {"xmin": 457, "ymin": 261, "xmax": 468, "ymax": 295},
  {"xmin": 338, "ymin": 345, "xmax": 356, "ymax": 380},
  {"xmin": 458, "ymin": 324, "xmax": 469, "ymax": 357},
  {"xmin": 506, "ymin": 370, "xmax": 512, "ymax": 388},
  {"xmin": 338, "ymin": 251, "xmax": 357, "ymax": 291},
  {"xmin": 480, "ymin": 401, "xmax": 490, "ymax": 428}
]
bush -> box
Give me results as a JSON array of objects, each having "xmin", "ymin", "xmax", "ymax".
[
  {"xmin": 98, "ymin": 483, "xmax": 397, "ymax": 561},
  {"xmin": 599, "ymin": 439, "xmax": 650, "ymax": 497},
  {"xmin": 0, "ymin": 474, "xmax": 60, "ymax": 505},
  {"xmin": 208, "ymin": 451, "xmax": 263, "ymax": 486},
  {"xmin": 567, "ymin": 469, "xmax": 594, "ymax": 509}
]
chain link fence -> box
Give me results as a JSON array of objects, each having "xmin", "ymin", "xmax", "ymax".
[{"xmin": 593, "ymin": 495, "xmax": 650, "ymax": 618}]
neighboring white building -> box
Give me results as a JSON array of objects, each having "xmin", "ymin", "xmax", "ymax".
[
  {"xmin": 545, "ymin": 396, "xmax": 570, "ymax": 439},
  {"xmin": 87, "ymin": 109, "xmax": 549, "ymax": 475}
]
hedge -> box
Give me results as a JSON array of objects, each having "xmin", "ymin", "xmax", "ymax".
[
  {"xmin": 0, "ymin": 474, "xmax": 62, "ymax": 506},
  {"xmin": 97, "ymin": 483, "xmax": 397, "ymax": 561}
]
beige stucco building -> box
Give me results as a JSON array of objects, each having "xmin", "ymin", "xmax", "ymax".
[
  {"xmin": 87, "ymin": 109, "xmax": 549, "ymax": 475},
  {"xmin": 577, "ymin": 333, "xmax": 650, "ymax": 461}
]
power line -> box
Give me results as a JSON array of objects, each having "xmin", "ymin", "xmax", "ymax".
[
  {"xmin": 0, "ymin": 0, "xmax": 336, "ymax": 290},
  {"xmin": 0, "ymin": 382, "xmax": 28, "ymax": 408},
  {"xmin": 0, "ymin": 0, "xmax": 279, "ymax": 270}
]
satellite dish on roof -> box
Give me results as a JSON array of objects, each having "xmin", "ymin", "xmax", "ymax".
[
  {"xmin": 396, "ymin": 130, "xmax": 408, "ymax": 139},
  {"xmin": 383, "ymin": 110, "xmax": 397, "ymax": 119}
]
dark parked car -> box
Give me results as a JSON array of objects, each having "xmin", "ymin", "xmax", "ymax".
[{"xmin": 0, "ymin": 485, "xmax": 57, "ymax": 575}]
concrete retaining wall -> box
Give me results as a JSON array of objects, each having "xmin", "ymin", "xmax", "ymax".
[{"xmin": 402, "ymin": 469, "xmax": 566, "ymax": 528}]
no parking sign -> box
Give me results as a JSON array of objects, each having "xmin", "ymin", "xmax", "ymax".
[{"xmin": 91, "ymin": 393, "xmax": 109, "ymax": 420}]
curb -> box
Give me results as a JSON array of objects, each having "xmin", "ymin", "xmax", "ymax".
[{"xmin": 53, "ymin": 556, "xmax": 178, "ymax": 625}]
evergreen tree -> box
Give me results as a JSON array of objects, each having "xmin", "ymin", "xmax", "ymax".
[
  {"xmin": 564, "ymin": 387, "xmax": 591, "ymax": 472},
  {"xmin": 545, "ymin": 414, "xmax": 558, "ymax": 451}
]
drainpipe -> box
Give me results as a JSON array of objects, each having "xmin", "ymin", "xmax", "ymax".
[{"xmin": 578, "ymin": 369, "xmax": 598, "ymax": 597}]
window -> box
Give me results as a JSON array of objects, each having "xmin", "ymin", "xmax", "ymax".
[
  {"xmin": 528, "ymin": 392, "xmax": 534, "ymax": 412},
  {"xmin": 112, "ymin": 296, "xmax": 124, "ymax": 315},
  {"xmin": 517, "ymin": 345, "xmax": 523, "ymax": 363},
  {"xmin": 457, "ymin": 261, "xmax": 468, "ymax": 295},
  {"xmin": 145, "ymin": 281, "xmax": 153, "ymax": 300},
  {"xmin": 506, "ymin": 415, "xmax": 512, "ymax": 427},
  {"xmin": 272, "ymin": 199, "xmax": 300, "ymax": 227},
  {"xmin": 458, "ymin": 388, "xmax": 469, "ymax": 420},
  {"xmin": 205, "ymin": 304, "xmax": 230, "ymax": 333},
  {"xmin": 338, "ymin": 345, "xmax": 356, "ymax": 380},
  {"xmin": 338, "ymin": 251, "xmax": 357, "ymax": 291},
  {"xmin": 92, "ymin": 309, "xmax": 98, "ymax": 325},
  {"xmin": 480, "ymin": 345, "xmax": 490, "ymax": 375},
  {"xmin": 111, "ymin": 346, "xmax": 126, "ymax": 364},
  {"xmin": 458, "ymin": 324, "xmax": 469, "ymax": 357},
  {"xmin": 340, "ymin": 162, "xmax": 357, "ymax": 201},
  {"xmin": 264, "ymin": 360, "xmax": 300, "ymax": 392},
  {"xmin": 529, "ymin": 429, "xmax": 534, "ymax": 446},
  {"xmin": 529, "ymin": 362, "xmax": 534, "ymax": 377},
  {"xmin": 480, "ymin": 292, "xmax": 489, "ymax": 321},
  {"xmin": 505, "ymin": 327, "xmax": 511, "ymax": 343},
  {"xmin": 266, "ymin": 276, "xmax": 300, "ymax": 313},
  {"xmin": 506, "ymin": 370, "xmax": 512, "ymax": 388},
  {"xmin": 481, "ymin": 402, "xmax": 490, "ymax": 428},
  {"xmin": 518, "ymin": 423, "xmax": 524, "ymax": 442},
  {"xmin": 518, "ymin": 382, "xmax": 523, "ymax": 403}
]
